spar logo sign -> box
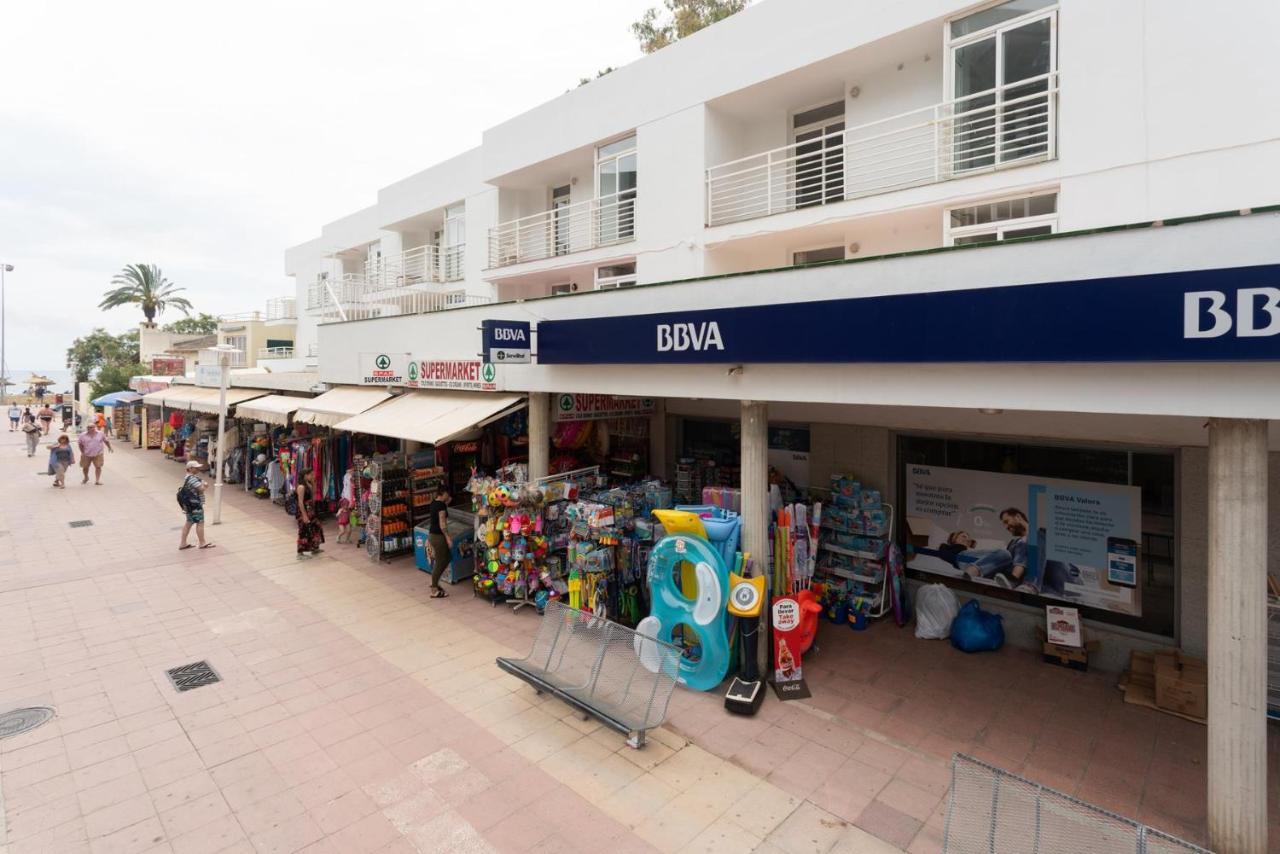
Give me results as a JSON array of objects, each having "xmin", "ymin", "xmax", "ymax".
[
  {"xmin": 481, "ymin": 363, "xmax": 496, "ymax": 383},
  {"xmin": 360, "ymin": 352, "xmax": 408, "ymax": 385},
  {"xmin": 407, "ymin": 361, "xmax": 419, "ymax": 382},
  {"xmin": 553, "ymin": 393, "xmax": 656, "ymax": 422}
]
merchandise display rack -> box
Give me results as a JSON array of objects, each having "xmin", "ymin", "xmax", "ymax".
[
  {"xmin": 815, "ymin": 501, "xmax": 895, "ymax": 620},
  {"xmin": 411, "ymin": 465, "xmax": 447, "ymax": 527},
  {"xmin": 362, "ymin": 455, "xmax": 412, "ymax": 562}
]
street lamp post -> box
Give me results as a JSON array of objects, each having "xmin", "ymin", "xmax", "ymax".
[
  {"xmin": 69, "ymin": 360, "xmax": 79, "ymax": 434},
  {"xmin": 1, "ymin": 263, "xmax": 12, "ymax": 406},
  {"xmin": 211, "ymin": 344, "xmax": 240, "ymax": 525}
]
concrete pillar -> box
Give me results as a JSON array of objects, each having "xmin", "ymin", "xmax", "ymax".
[
  {"xmin": 1207, "ymin": 418, "xmax": 1268, "ymax": 854},
  {"xmin": 528, "ymin": 392, "xmax": 549, "ymax": 482},
  {"xmin": 740, "ymin": 401, "xmax": 769, "ymax": 567}
]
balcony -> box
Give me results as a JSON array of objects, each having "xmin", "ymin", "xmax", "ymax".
[
  {"xmin": 705, "ymin": 73, "xmax": 1058, "ymax": 227},
  {"xmin": 488, "ymin": 191, "xmax": 636, "ymax": 268},
  {"xmin": 257, "ymin": 346, "xmax": 295, "ymax": 360},
  {"xmin": 312, "ymin": 273, "xmax": 492, "ymax": 325},
  {"xmin": 366, "ymin": 244, "xmax": 465, "ymax": 288}
]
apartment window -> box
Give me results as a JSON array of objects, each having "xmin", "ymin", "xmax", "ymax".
[
  {"xmin": 596, "ymin": 135, "xmax": 637, "ymax": 243},
  {"xmin": 945, "ymin": 192, "xmax": 1057, "ymax": 246},
  {"xmin": 792, "ymin": 102, "xmax": 845, "ymax": 208},
  {"xmin": 550, "ymin": 283, "xmax": 576, "ymax": 296},
  {"xmin": 442, "ymin": 203, "xmax": 466, "ymax": 281},
  {"xmin": 792, "ymin": 246, "xmax": 845, "ymax": 266},
  {"xmin": 947, "ymin": 0, "xmax": 1057, "ymax": 170},
  {"xmin": 596, "ymin": 262, "xmax": 637, "ymax": 290}
]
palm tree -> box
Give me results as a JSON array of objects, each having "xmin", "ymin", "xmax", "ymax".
[{"xmin": 100, "ymin": 264, "xmax": 193, "ymax": 326}]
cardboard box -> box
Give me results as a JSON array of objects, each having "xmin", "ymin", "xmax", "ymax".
[
  {"xmin": 1154, "ymin": 651, "xmax": 1208, "ymax": 719},
  {"xmin": 1035, "ymin": 624, "xmax": 1100, "ymax": 671}
]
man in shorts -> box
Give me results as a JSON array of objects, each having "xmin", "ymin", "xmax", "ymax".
[
  {"xmin": 7, "ymin": 403, "xmax": 19, "ymax": 431},
  {"xmin": 179, "ymin": 460, "xmax": 214, "ymax": 550},
  {"xmin": 76, "ymin": 422, "xmax": 113, "ymax": 485}
]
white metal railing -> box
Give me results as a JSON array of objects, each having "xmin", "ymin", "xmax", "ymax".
[
  {"xmin": 317, "ymin": 275, "xmax": 493, "ymax": 325},
  {"xmin": 265, "ymin": 297, "xmax": 296, "ymax": 321},
  {"xmin": 257, "ymin": 346, "xmax": 295, "ymax": 360},
  {"xmin": 706, "ymin": 72, "xmax": 1058, "ymax": 226},
  {"xmin": 363, "ymin": 243, "xmax": 466, "ymax": 290},
  {"xmin": 218, "ymin": 311, "xmax": 263, "ymax": 324},
  {"xmin": 488, "ymin": 191, "xmax": 637, "ymax": 268}
]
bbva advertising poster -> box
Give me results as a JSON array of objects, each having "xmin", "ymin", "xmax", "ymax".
[{"xmin": 904, "ymin": 465, "xmax": 1142, "ymax": 616}]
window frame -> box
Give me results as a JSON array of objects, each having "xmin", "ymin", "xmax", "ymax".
[{"xmin": 943, "ymin": 190, "xmax": 1059, "ymax": 246}]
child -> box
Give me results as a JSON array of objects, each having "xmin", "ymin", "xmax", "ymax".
[{"xmin": 336, "ymin": 497, "xmax": 352, "ymax": 543}]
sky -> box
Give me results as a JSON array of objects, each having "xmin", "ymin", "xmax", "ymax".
[{"xmin": 0, "ymin": 0, "xmax": 657, "ymax": 371}]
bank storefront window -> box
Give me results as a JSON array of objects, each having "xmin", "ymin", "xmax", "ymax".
[{"xmin": 897, "ymin": 435, "xmax": 1176, "ymax": 638}]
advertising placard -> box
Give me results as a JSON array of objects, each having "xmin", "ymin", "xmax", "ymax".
[
  {"xmin": 480, "ymin": 319, "xmax": 532, "ymax": 364},
  {"xmin": 359, "ymin": 353, "xmax": 410, "ymax": 386},
  {"xmin": 150, "ymin": 357, "xmax": 186, "ymax": 377},
  {"xmin": 195, "ymin": 365, "xmax": 222, "ymax": 388},
  {"xmin": 904, "ymin": 465, "xmax": 1142, "ymax": 616},
  {"xmin": 406, "ymin": 359, "xmax": 497, "ymax": 391},
  {"xmin": 553, "ymin": 393, "xmax": 655, "ymax": 422}
]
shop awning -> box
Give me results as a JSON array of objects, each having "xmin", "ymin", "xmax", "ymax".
[
  {"xmin": 293, "ymin": 386, "xmax": 391, "ymax": 427},
  {"xmin": 91, "ymin": 390, "xmax": 142, "ymax": 407},
  {"xmin": 234, "ymin": 394, "xmax": 306, "ymax": 426},
  {"xmin": 141, "ymin": 386, "xmax": 267, "ymax": 414},
  {"xmin": 332, "ymin": 390, "xmax": 525, "ymax": 445}
]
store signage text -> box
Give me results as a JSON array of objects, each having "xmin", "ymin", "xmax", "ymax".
[
  {"xmin": 1184, "ymin": 288, "xmax": 1280, "ymax": 338},
  {"xmin": 656, "ymin": 321, "xmax": 723, "ymax": 352},
  {"xmin": 537, "ymin": 265, "xmax": 1280, "ymax": 364},
  {"xmin": 195, "ymin": 365, "xmax": 222, "ymax": 388},
  {"xmin": 406, "ymin": 359, "xmax": 498, "ymax": 391},
  {"xmin": 359, "ymin": 352, "xmax": 409, "ymax": 385},
  {"xmin": 554, "ymin": 393, "xmax": 655, "ymax": 422},
  {"xmin": 480, "ymin": 319, "xmax": 532, "ymax": 364},
  {"xmin": 151, "ymin": 357, "xmax": 186, "ymax": 377}
]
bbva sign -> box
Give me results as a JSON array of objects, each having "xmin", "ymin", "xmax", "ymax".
[
  {"xmin": 656, "ymin": 321, "xmax": 724, "ymax": 352},
  {"xmin": 1185, "ymin": 288, "xmax": 1280, "ymax": 338}
]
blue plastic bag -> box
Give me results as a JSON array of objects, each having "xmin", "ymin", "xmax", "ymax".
[{"xmin": 949, "ymin": 600, "xmax": 1004, "ymax": 653}]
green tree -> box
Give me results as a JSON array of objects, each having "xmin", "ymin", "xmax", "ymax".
[
  {"xmin": 162, "ymin": 312, "xmax": 219, "ymax": 336},
  {"xmin": 99, "ymin": 263, "xmax": 193, "ymax": 324},
  {"xmin": 631, "ymin": 0, "xmax": 748, "ymax": 54},
  {"xmin": 90, "ymin": 361, "xmax": 149, "ymax": 402},
  {"xmin": 66, "ymin": 328, "xmax": 140, "ymax": 382}
]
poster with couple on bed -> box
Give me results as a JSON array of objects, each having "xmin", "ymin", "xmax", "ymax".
[{"xmin": 904, "ymin": 464, "xmax": 1141, "ymax": 616}]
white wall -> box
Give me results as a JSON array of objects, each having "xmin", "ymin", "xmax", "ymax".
[{"xmin": 635, "ymin": 106, "xmax": 708, "ymax": 285}]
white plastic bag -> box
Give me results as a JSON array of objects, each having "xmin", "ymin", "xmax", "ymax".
[{"xmin": 914, "ymin": 583, "xmax": 960, "ymax": 639}]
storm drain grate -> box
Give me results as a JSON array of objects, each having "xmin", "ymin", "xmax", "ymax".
[
  {"xmin": 166, "ymin": 661, "xmax": 221, "ymax": 692},
  {"xmin": 0, "ymin": 707, "xmax": 56, "ymax": 739},
  {"xmin": 68, "ymin": 519, "xmax": 93, "ymax": 528}
]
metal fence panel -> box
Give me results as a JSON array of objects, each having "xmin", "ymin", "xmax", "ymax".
[{"xmin": 944, "ymin": 754, "xmax": 1210, "ymax": 854}]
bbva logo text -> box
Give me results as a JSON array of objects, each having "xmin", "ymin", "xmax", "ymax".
[
  {"xmin": 656, "ymin": 321, "xmax": 725, "ymax": 352},
  {"xmin": 1185, "ymin": 288, "xmax": 1280, "ymax": 338}
]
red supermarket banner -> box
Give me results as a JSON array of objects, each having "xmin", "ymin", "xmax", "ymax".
[{"xmin": 554, "ymin": 393, "xmax": 655, "ymax": 422}]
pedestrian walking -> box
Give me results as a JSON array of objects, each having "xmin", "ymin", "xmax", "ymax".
[
  {"xmin": 177, "ymin": 461, "xmax": 215, "ymax": 550},
  {"xmin": 36, "ymin": 404, "xmax": 54, "ymax": 435},
  {"xmin": 7, "ymin": 403, "xmax": 18, "ymax": 431},
  {"xmin": 47, "ymin": 435, "xmax": 74, "ymax": 488},
  {"xmin": 76, "ymin": 422, "xmax": 113, "ymax": 485},
  {"xmin": 426, "ymin": 485, "xmax": 452, "ymax": 599},
  {"xmin": 295, "ymin": 469, "xmax": 325, "ymax": 558},
  {"xmin": 94, "ymin": 411, "xmax": 106, "ymax": 431},
  {"xmin": 21, "ymin": 416, "xmax": 41, "ymax": 457}
]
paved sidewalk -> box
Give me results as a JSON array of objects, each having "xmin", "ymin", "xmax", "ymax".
[{"xmin": 0, "ymin": 433, "xmax": 911, "ymax": 854}]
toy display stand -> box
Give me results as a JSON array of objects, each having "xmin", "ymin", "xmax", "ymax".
[
  {"xmin": 471, "ymin": 464, "xmax": 558, "ymax": 613},
  {"xmin": 359, "ymin": 454, "xmax": 412, "ymax": 563},
  {"xmin": 813, "ymin": 477, "xmax": 895, "ymax": 621}
]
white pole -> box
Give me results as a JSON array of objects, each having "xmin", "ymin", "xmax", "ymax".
[
  {"xmin": 70, "ymin": 361, "xmax": 78, "ymax": 434},
  {"xmin": 212, "ymin": 353, "xmax": 230, "ymax": 525},
  {"xmin": 0, "ymin": 264, "xmax": 7, "ymax": 406}
]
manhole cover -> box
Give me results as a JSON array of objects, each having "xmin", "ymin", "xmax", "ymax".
[
  {"xmin": 68, "ymin": 520, "xmax": 93, "ymax": 528},
  {"xmin": 166, "ymin": 661, "xmax": 221, "ymax": 692},
  {"xmin": 0, "ymin": 707, "xmax": 56, "ymax": 739}
]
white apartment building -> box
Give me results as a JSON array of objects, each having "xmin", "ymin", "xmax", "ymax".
[{"xmin": 287, "ymin": 1, "xmax": 1280, "ymax": 848}]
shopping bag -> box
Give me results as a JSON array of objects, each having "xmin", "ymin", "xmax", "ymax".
[
  {"xmin": 914, "ymin": 584, "xmax": 960, "ymax": 640},
  {"xmin": 949, "ymin": 599, "xmax": 1005, "ymax": 653}
]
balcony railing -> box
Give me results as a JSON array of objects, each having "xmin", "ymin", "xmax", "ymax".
[
  {"xmin": 488, "ymin": 191, "xmax": 637, "ymax": 268},
  {"xmin": 257, "ymin": 346, "xmax": 295, "ymax": 360},
  {"xmin": 705, "ymin": 72, "xmax": 1059, "ymax": 226},
  {"xmin": 365, "ymin": 244, "xmax": 466, "ymax": 290},
  {"xmin": 315, "ymin": 274, "xmax": 493, "ymax": 325}
]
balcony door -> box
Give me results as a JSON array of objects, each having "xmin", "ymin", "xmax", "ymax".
[
  {"xmin": 442, "ymin": 203, "xmax": 465, "ymax": 281},
  {"xmin": 949, "ymin": 0, "xmax": 1056, "ymax": 173},
  {"xmin": 551, "ymin": 185, "xmax": 572, "ymax": 256},
  {"xmin": 596, "ymin": 135, "xmax": 636, "ymax": 245},
  {"xmin": 791, "ymin": 101, "xmax": 845, "ymax": 210}
]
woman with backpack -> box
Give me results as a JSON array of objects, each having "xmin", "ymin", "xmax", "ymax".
[
  {"xmin": 295, "ymin": 468, "xmax": 325, "ymax": 559},
  {"xmin": 178, "ymin": 460, "xmax": 215, "ymax": 550}
]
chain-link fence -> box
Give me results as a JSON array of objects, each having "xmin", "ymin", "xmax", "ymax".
[
  {"xmin": 497, "ymin": 602, "xmax": 681, "ymax": 748},
  {"xmin": 943, "ymin": 754, "xmax": 1211, "ymax": 854}
]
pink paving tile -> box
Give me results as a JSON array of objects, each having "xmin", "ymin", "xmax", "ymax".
[
  {"xmin": 877, "ymin": 777, "xmax": 943, "ymax": 823},
  {"xmin": 84, "ymin": 790, "xmax": 158, "ymax": 838},
  {"xmin": 90, "ymin": 816, "xmax": 168, "ymax": 854},
  {"xmin": 169, "ymin": 813, "xmax": 249, "ymax": 854},
  {"xmin": 853, "ymin": 738, "xmax": 910, "ymax": 775},
  {"xmin": 810, "ymin": 759, "xmax": 886, "ymax": 824},
  {"xmin": 856, "ymin": 798, "xmax": 925, "ymax": 850},
  {"xmin": 327, "ymin": 811, "xmax": 405, "ymax": 854}
]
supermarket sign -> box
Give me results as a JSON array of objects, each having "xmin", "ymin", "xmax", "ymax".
[
  {"xmin": 407, "ymin": 359, "xmax": 498, "ymax": 391},
  {"xmin": 359, "ymin": 352, "xmax": 409, "ymax": 385},
  {"xmin": 554, "ymin": 393, "xmax": 654, "ymax": 422}
]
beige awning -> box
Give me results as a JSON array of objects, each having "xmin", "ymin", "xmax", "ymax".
[
  {"xmin": 332, "ymin": 390, "xmax": 525, "ymax": 445},
  {"xmin": 293, "ymin": 386, "xmax": 392, "ymax": 427},
  {"xmin": 234, "ymin": 394, "xmax": 306, "ymax": 426},
  {"xmin": 144, "ymin": 386, "xmax": 267, "ymax": 414}
]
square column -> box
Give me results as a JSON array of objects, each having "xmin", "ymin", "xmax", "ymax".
[
  {"xmin": 528, "ymin": 392, "xmax": 549, "ymax": 481},
  {"xmin": 740, "ymin": 400, "xmax": 769, "ymax": 563},
  {"xmin": 1207, "ymin": 417, "xmax": 1268, "ymax": 854}
]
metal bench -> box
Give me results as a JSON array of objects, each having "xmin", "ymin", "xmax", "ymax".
[{"xmin": 496, "ymin": 602, "xmax": 681, "ymax": 748}]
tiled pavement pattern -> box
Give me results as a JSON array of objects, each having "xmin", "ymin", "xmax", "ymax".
[{"xmin": 0, "ymin": 431, "xmax": 1275, "ymax": 852}]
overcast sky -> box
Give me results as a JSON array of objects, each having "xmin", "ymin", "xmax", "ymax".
[{"xmin": 0, "ymin": 0, "xmax": 656, "ymax": 370}]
